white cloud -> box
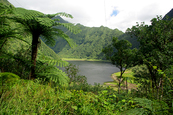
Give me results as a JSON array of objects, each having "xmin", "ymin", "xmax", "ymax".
[{"xmin": 8, "ymin": 0, "xmax": 173, "ymax": 32}]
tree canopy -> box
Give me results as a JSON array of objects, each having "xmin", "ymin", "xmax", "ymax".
[
  {"xmin": 126, "ymin": 16, "xmax": 173, "ymax": 99},
  {"xmin": 102, "ymin": 37, "xmax": 137, "ymax": 93}
]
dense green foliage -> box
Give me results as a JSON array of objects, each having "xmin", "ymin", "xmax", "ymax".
[
  {"xmin": 65, "ymin": 63, "xmax": 87, "ymax": 84},
  {"xmin": 0, "ymin": 2, "xmax": 71, "ymax": 85},
  {"xmin": 126, "ymin": 16, "xmax": 173, "ymax": 113},
  {"xmin": 102, "ymin": 37, "xmax": 137, "ymax": 93},
  {"xmin": 0, "ymin": 0, "xmax": 11, "ymax": 5},
  {"xmin": 11, "ymin": 7, "xmax": 80, "ymax": 79},
  {"xmin": 0, "ymin": 1, "xmax": 173, "ymax": 114},
  {"xmin": 50, "ymin": 22, "xmax": 139, "ymax": 59},
  {"xmin": 1, "ymin": 79, "xmax": 170, "ymax": 114}
]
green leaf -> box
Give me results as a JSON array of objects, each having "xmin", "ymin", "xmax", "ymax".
[
  {"xmin": 153, "ymin": 66, "xmax": 157, "ymax": 69},
  {"xmin": 71, "ymin": 106, "xmax": 78, "ymax": 110}
]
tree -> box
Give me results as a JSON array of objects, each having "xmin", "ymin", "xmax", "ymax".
[
  {"xmin": 126, "ymin": 16, "xmax": 173, "ymax": 99},
  {"xmin": 65, "ymin": 63, "xmax": 87, "ymax": 85},
  {"xmin": 102, "ymin": 37, "xmax": 136, "ymax": 93},
  {"xmin": 11, "ymin": 8, "xmax": 80, "ymax": 79},
  {"xmin": 0, "ymin": 3, "xmax": 22, "ymax": 51}
]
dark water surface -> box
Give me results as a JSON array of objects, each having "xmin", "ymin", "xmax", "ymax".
[{"xmin": 67, "ymin": 61, "xmax": 120, "ymax": 85}]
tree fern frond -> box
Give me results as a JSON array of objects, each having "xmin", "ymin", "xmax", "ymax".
[
  {"xmin": 46, "ymin": 12, "xmax": 73, "ymax": 19},
  {"xmin": 36, "ymin": 54, "xmax": 70, "ymax": 86},
  {"xmin": 121, "ymin": 108, "xmax": 146, "ymax": 115},
  {"xmin": 41, "ymin": 27, "xmax": 76, "ymax": 48},
  {"xmin": 0, "ymin": 3, "xmax": 14, "ymax": 16},
  {"xmin": 14, "ymin": 8, "xmax": 44, "ymax": 19},
  {"xmin": 37, "ymin": 17, "xmax": 55, "ymax": 27},
  {"xmin": 58, "ymin": 23, "xmax": 81, "ymax": 34},
  {"xmin": 37, "ymin": 53, "xmax": 68, "ymax": 67},
  {"xmin": 38, "ymin": 58, "xmax": 69, "ymax": 67},
  {"xmin": 55, "ymin": 31, "xmax": 77, "ymax": 48},
  {"xmin": 122, "ymin": 98, "xmax": 169, "ymax": 115},
  {"xmin": 36, "ymin": 67, "xmax": 69, "ymax": 86},
  {"xmin": 133, "ymin": 98, "xmax": 153, "ymax": 111}
]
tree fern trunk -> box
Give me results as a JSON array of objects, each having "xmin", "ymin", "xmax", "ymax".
[{"xmin": 30, "ymin": 34, "xmax": 39, "ymax": 80}]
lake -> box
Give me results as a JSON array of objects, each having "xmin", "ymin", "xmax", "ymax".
[{"xmin": 67, "ymin": 61, "xmax": 120, "ymax": 85}]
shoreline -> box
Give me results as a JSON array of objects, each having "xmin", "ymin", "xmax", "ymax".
[
  {"xmin": 103, "ymin": 69, "xmax": 137, "ymax": 90},
  {"xmin": 61, "ymin": 58, "xmax": 110, "ymax": 62}
]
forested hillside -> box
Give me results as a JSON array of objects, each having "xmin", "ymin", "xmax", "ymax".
[
  {"xmin": 50, "ymin": 18, "xmax": 139, "ymax": 59},
  {"xmin": 55, "ymin": 25, "xmax": 124, "ymax": 59}
]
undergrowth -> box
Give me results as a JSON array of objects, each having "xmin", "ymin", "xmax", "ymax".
[{"xmin": 0, "ymin": 79, "xmax": 170, "ymax": 115}]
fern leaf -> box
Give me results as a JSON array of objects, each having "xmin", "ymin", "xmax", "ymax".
[
  {"xmin": 58, "ymin": 23, "xmax": 81, "ymax": 34},
  {"xmin": 46, "ymin": 12, "xmax": 73, "ymax": 19},
  {"xmin": 121, "ymin": 108, "xmax": 147, "ymax": 115}
]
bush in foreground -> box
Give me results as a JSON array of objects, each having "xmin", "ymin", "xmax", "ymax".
[{"xmin": 0, "ymin": 79, "xmax": 170, "ymax": 114}]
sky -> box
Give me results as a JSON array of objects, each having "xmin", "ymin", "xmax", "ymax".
[{"xmin": 8, "ymin": 0, "xmax": 173, "ymax": 32}]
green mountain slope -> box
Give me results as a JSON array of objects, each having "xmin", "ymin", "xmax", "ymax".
[
  {"xmin": 56, "ymin": 25, "xmax": 124, "ymax": 59},
  {"xmin": 50, "ymin": 18, "xmax": 138, "ymax": 59},
  {"xmin": 52, "ymin": 9, "xmax": 173, "ymax": 60}
]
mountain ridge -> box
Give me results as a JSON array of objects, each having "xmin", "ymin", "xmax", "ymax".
[
  {"xmin": 163, "ymin": 8, "xmax": 173, "ymax": 20},
  {"xmin": 3, "ymin": 0, "xmax": 172, "ymax": 60},
  {"xmin": 51, "ymin": 16, "xmax": 138, "ymax": 59}
]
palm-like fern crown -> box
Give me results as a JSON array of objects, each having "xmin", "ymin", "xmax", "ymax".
[{"xmin": 13, "ymin": 8, "xmax": 80, "ymax": 47}]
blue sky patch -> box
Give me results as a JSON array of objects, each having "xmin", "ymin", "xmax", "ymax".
[{"xmin": 111, "ymin": 10, "xmax": 119, "ymax": 17}]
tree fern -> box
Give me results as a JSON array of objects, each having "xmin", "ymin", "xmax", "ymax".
[{"xmin": 10, "ymin": 7, "xmax": 80, "ymax": 79}]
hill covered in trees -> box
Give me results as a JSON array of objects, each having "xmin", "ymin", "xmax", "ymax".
[
  {"xmin": 50, "ymin": 17, "xmax": 139, "ymax": 59},
  {"xmin": 50, "ymin": 8, "xmax": 173, "ymax": 60}
]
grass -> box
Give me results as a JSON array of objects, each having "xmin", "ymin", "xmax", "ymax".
[
  {"xmin": 114, "ymin": 69, "xmax": 135, "ymax": 78},
  {"xmin": 103, "ymin": 81, "xmax": 118, "ymax": 90},
  {"xmin": 104, "ymin": 67, "xmax": 137, "ymax": 90},
  {"xmin": 0, "ymin": 79, "xmax": 120, "ymax": 114}
]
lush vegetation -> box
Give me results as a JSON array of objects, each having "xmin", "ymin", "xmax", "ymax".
[
  {"xmin": 102, "ymin": 37, "xmax": 137, "ymax": 93},
  {"xmin": 103, "ymin": 14, "xmax": 173, "ymax": 114},
  {"xmin": 50, "ymin": 22, "xmax": 139, "ymax": 60},
  {"xmin": 1, "ymin": 0, "xmax": 173, "ymax": 114}
]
